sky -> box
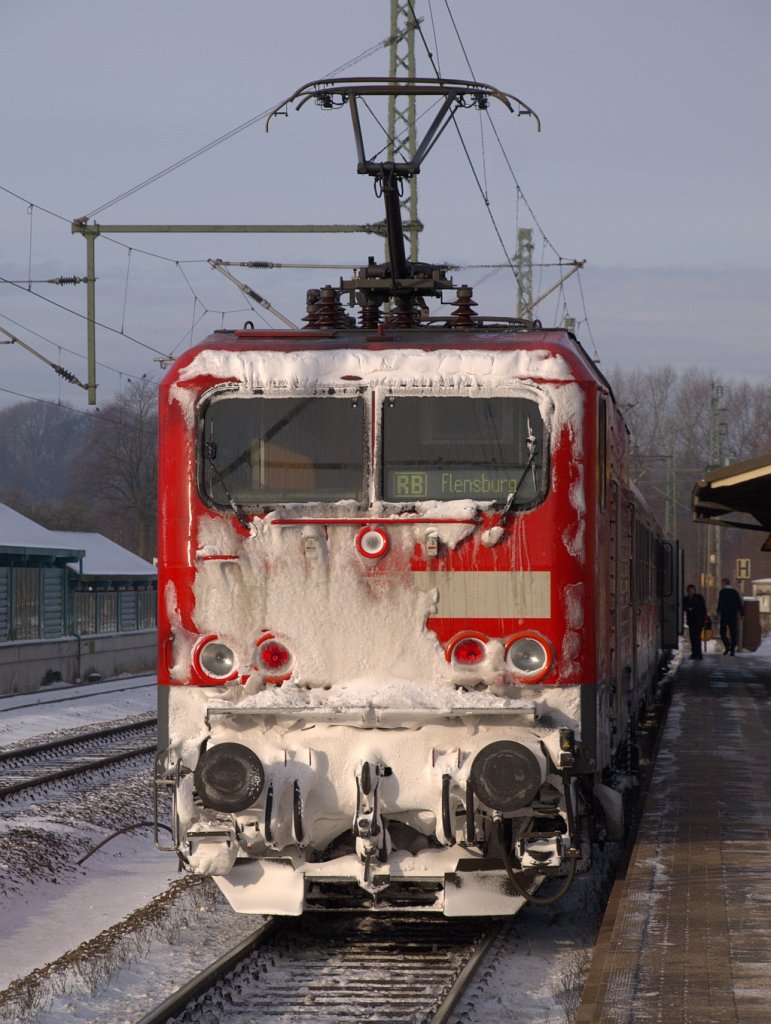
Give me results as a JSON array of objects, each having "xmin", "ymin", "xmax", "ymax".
[{"xmin": 0, "ymin": 0, "xmax": 769, "ymax": 412}]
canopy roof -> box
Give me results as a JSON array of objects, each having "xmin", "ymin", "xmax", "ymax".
[
  {"xmin": 0, "ymin": 503, "xmax": 84, "ymax": 563},
  {"xmin": 0, "ymin": 503, "xmax": 155, "ymax": 577},
  {"xmin": 692, "ymin": 455, "xmax": 771, "ymax": 547}
]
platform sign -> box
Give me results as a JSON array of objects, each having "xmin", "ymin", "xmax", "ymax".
[{"xmin": 736, "ymin": 558, "xmax": 751, "ymax": 580}]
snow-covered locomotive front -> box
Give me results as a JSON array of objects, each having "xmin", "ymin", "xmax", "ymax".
[
  {"xmin": 155, "ymin": 330, "xmax": 643, "ymax": 916},
  {"xmin": 154, "ymin": 77, "xmax": 677, "ymax": 916}
]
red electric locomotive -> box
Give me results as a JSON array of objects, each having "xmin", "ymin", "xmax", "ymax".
[{"xmin": 154, "ymin": 79, "xmax": 680, "ymax": 915}]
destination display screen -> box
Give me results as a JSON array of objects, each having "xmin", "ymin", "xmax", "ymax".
[{"xmin": 387, "ymin": 468, "xmax": 527, "ymax": 501}]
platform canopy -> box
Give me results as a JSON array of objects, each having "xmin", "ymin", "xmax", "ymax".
[{"xmin": 692, "ymin": 454, "xmax": 771, "ymax": 548}]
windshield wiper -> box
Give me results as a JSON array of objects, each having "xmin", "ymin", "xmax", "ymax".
[
  {"xmin": 495, "ymin": 418, "xmax": 539, "ymax": 527},
  {"xmin": 205, "ymin": 441, "xmax": 252, "ymax": 531}
]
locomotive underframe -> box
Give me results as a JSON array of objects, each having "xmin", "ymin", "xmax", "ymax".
[{"xmin": 154, "ymin": 698, "xmax": 591, "ymax": 915}]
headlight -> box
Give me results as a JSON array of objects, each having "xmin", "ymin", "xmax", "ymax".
[
  {"xmin": 194, "ymin": 636, "xmax": 238, "ymax": 681},
  {"xmin": 469, "ymin": 740, "xmax": 542, "ymax": 812},
  {"xmin": 355, "ymin": 526, "xmax": 389, "ymax": 559},
  {"xmin": 194, "ymin": 742, "xmax": 265, "ymax": 813},
  {"xmin": 505, "ymin": 632, "xmax": 554, "ymax": 683}
]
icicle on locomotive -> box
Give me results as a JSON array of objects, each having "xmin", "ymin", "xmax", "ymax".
[{"xmin": 154, "ymin": 79, "xmax": 680, "ymax": 916}]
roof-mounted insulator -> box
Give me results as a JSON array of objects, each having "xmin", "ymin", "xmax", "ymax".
[
  {"xmin": 448, "ymin": 285, "xmax": 478, "ymax": 327},
  {"xmin": 303, "ymin": 288, "xmax": 322, "ymax": 329},
  {"xmin": 358, "ymin": 294, "xmax": 382, "ymax": 330},
  {"xmin": 315, "ymin": 286, "xmax": 353, "ymax": 329},
  {"xmin": 384, "ymin": 295, "xmax": 422, "ymax": 329},
  {"xmin": 53, "ymin": 364, "xmax": 87, "ymax": 388}
]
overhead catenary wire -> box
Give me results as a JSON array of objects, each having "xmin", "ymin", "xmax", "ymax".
[
  {"xmin": 0, "ymin": 274, "xmax": 174, "ymax": 361},
  {"xmin": 425, "ymin": 0, "xmax": 443, "ymax": 74},
  {"xmin": 405, "ymin": 1, "xmax": 523, "ymax": 287},
  {"xmin": 0, "ymin": 323, "xmax": 87, "ymax": 391},
  {"xmin": 26, "ymin": 204, "xmax": 34, "ymax": 290},
  {"xmin": 208, "ymin": 260, "xmax": 299, "ymax": 329},
  {"xmin": 0, "ymin": 381, "xmax": 168, "ymax": 434},
  {"xmin": 436, "ymin": 0, "xmax": 565, "ymax": 262},
  {"xmin": 0, "ymin": 184, "xmax": 71, "ymax": 225},
  {"xmin": 575, "ymin": 269, "xmax": 600, "ymax": 362},
  {"xmin": 0, "ymin": 382, "xmax": 95, "ymax": 409},
  {"xmin": 0, "ymin": 276, "xmax": 88, "ymax": 286},
  {"xmin": 1, "ymin": 10, "xmax": 597, "ymax": 409},
  {"xmin": 0, "ymin": 191, "xmax": 196, "ymax": 376},
  {"xmin": 5, "ymin": 17, "xmax": 565, "ymax": 292},
  {"xmin": 411, "ymin": 0, "xmax": 592, "ymax": 336},
  {"xmin": 442, "ymin": 0, "xmax": 594, "ymax": 339},
  {"xmin": 0, "ymin": 310, "xmax": 143, "ymax": 383},
  {"xmin": 120, "ymin": 248, "xmax": 133, "ymax": 334},
  {"xmin": 81, "ymin": 30, "xmax": 412, "ymax": 221}
]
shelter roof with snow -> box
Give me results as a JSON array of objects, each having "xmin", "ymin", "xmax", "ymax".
[
  {"xmin": 47, "ymin": 530, "xmax": 156, "ymax": 581},
  {"xmin": 0, "ymin": 503, "xmax": 155, "ymax": 580},
  {"xmin": 0, "ymin": 503, "xmax": 85, "ymax": 566},
  {"xmin": 692, "ymin": 455, "xmax": 771, "ymax": 549}
]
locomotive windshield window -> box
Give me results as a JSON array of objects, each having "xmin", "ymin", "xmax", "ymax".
[
  {"xmin": 201, "ymin": 395, "xmax": 365, "ymax": 506},
  {"xmin": 382, "ymin": 396, "xmax": 545, "ymax": 505}
]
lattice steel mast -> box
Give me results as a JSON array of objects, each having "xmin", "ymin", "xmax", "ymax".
[{"xmin": 388, "ymin": 1, "xmax": 421, "ymax": 263}]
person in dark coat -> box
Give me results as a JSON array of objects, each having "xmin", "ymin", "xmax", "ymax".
[
  {"xmin": 716, "ymin": 578, "xmax": 744, "ymax": 655},
  {"xmin": 683, "ymin": 584, "xmax": 707, "ymax": 659}
]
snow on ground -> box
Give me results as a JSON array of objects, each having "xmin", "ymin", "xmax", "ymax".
[
  {"xmin": 0, "ymin": 676, "xmax": 158, "ymax": 747},
  {"xmin": 0, "ymin": 678, "xmax": 181, "ymax": 996}
]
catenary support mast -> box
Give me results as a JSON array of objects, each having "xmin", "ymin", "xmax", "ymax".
[
  {"xmin": 71, "ymin": 220, "xmax": 386, "ymax": 405},
  {"xmin": 388, "ymin": 0, "xmax": 421, "ymax": 263}
]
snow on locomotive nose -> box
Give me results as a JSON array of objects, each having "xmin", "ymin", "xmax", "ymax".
[{"xmin": 153, "ymin": 336, "xmax": 675, "ymax": 917}]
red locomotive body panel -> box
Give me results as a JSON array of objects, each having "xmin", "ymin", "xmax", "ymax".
[{"xmin": 158, "ymin": 331, "xmax": 608, "ymax": 692}]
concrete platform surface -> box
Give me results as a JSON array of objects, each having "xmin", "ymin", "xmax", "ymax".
[{"xmin": 576, "ymin": 646, "xmax": 771, "ymax": 1023}]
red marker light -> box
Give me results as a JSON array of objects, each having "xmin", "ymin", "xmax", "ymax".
[
  {"xmin": 446, "ymin": 632, "xmax": 489, "ymax": 667},
  {"xmin": 259, "ymin": 640, "xmax": 291, "ymax": 672},
  {"xmin": 254, "ymin": 634, "xmax": 293, "ymax": 683},
  {"xmin": 453, "ymin": 638, "xmax": 486, "ymax": 665}
]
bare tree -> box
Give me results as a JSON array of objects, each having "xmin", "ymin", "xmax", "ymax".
[
  {"xmin": 610, "ymin": 365, "xmax": 771, "ymax": 588},
  {"xmin": 0, "ymin": 401, "xmax": 91, "ymax": 507},
  {"xmin": 68, "ymin": 378, "xmax": 158, "ymax": 560}
]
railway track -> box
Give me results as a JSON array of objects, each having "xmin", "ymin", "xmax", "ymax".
[
  {"xmin": 137, "ymin": 912, "xmax": 502, "ymax": 1024},
  {"xmin": 0, "ymin": 717, "xmax": 157, "ymax": 799},
  {"xmin": 0, "ymin": 674, "xmax": 155, "ymax": 713}
]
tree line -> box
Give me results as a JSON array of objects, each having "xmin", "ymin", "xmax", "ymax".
[
  {"xmin": 0, "ymin": 378, "xmax": 157, "ymax": 562},
  {"xmin": 2, "ymin": 366, "xmax": 770, "ymax": 599},
  {"xmin": 609, "ymin": 365, "xmax": 771, "ymax": 604}
]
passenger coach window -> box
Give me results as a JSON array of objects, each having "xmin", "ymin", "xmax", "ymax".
[
  {"xmin": 201, "ymin": 396, "xmax": 365, "ymax": 506},
  {"xmin": 382, "ymin": 396, "xmax": 545, "ymax": 505}
]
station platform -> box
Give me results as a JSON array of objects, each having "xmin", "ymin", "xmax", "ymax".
[{"xmin": 576, "ymin": 645, "xmax": 771, "ymax": 1023}]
